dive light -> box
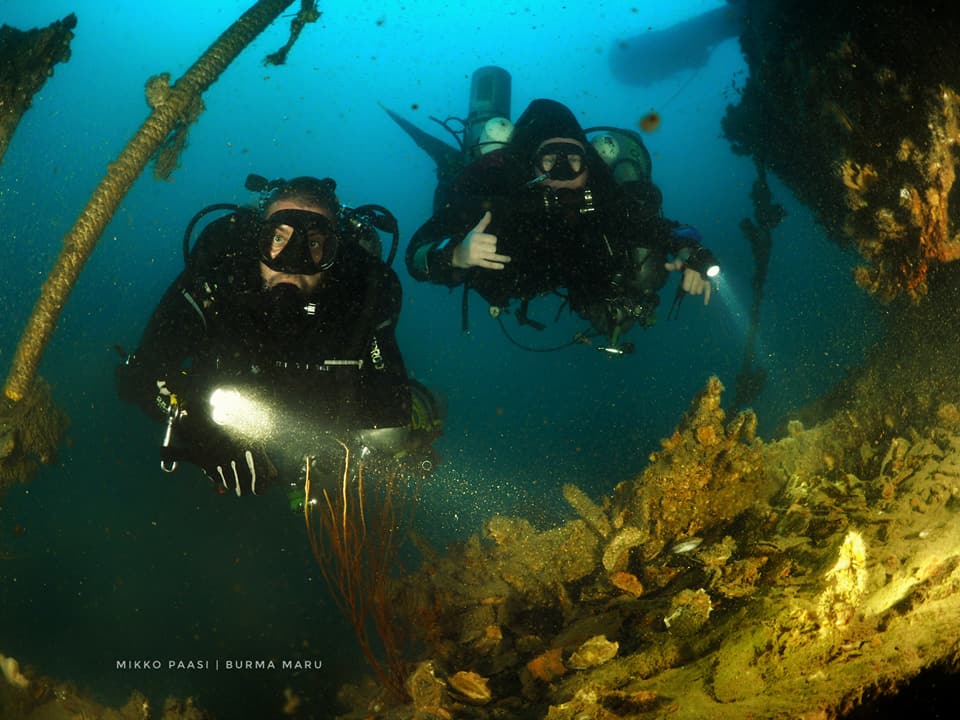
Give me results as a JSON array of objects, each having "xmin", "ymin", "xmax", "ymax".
[{"xmin": 684, "ymin": 246, "xmax": 721, "ymax": 280}]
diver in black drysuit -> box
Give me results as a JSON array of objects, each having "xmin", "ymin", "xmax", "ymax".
[
  {"xmin": 406, "ymin": 99, "xmax": 714, "ymax": 343},
  {"xmin": 116, "ymin": 176, "xmax": 440, "ymax": 496}
]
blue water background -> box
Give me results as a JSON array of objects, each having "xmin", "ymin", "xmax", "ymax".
[{"xmin": 0, "ymin": 1, "xmax": 882, "ymax": 716}]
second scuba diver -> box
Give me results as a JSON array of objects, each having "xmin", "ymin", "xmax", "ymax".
[{"xmin": 388, "ymin": 70, "xmax": 718, "ymax": 353}]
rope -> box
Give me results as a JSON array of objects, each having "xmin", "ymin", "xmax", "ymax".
[
  {"xmin": 732, "ymin": 158, "xmax": 783, "ymax": 411},
  {"xmin": 3, "ymin": 0, "xmax": 299, "ymax": 402},
  {"xmin": 496, "ymin": 314, "xmax": 590, "ymax": 353}
]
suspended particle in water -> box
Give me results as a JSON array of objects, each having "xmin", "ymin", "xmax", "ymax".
[{"xmin": 639, "ymin": 110, "xmax": 661, "ymax": 133}]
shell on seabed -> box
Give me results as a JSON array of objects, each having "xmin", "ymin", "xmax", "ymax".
[
  {"xmin": 448, "ymin": 670, "xmax": 492, "ymax": 704},
  {"xmin": 671, "ymin": 537, "xmax": 703, "ymax": 554},
  {"xmin": 568, "ymin": 635, "xmax": 619, "ymax": 670}
]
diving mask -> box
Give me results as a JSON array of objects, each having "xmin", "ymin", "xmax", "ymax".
[
  {"xmin": 534, "ymin": 141, "xmax": 586, "ymax": 181},
  {"xmin": 259, "ymin": 209, "xmax": 339, "ymax": 274}
]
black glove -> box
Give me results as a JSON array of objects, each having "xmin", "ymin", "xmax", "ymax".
[{"xmin": 161, "ymin": 411, "xmax": 277, "ymax": 496}]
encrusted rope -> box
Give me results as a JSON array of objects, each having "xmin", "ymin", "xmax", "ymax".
[{"xmin": 4, "ymin": 0, "xmax": 298, "ymax": 401}]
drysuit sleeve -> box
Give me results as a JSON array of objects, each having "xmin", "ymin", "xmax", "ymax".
[
  {"xmin": 610, "ymin": 181, "xmax": 710, "ymax": 260},
  {"xmin": 116, "ymin": 211, "xmax": 256, "ymax": 421},
  {"xmin": 115, "ymin": 273, "xmax": 207, "ymax": 421},
  {"xmin": 405, "ymin": 205, "xmax": 470, "ymax": 287},
  {"xmin": 406, "ymin": 156, "xmax": 513, "ymax": 287}
]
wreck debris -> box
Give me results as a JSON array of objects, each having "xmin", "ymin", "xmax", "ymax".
[
  {"xmin": 562, "ymin": 483, "xmax": 611, "ymax": 538},
  {"xmin": 0, "ymin": 670, "xmax": 211, "ymax": 720},
  {"xmin": 663, "ymin": 589, "xmax": 713, "ymax": 636},
  {"xmin": 0, "ymin": 14, "xmax": 76, "ymax": 165},
  {"xmin": 335, "ymin": 350, "xmax": 960, "ymax": 719},
  {"xmin": 611, "ymin": 376, "xmax": 774, "ymax": 564},
  {"xmin": 723, "ymin": 1, "xmax": 960, "ymax": 303},
  {"xmin": 364, "ymin": 378, "xmax": 793, "ymax": 716},
  {"xmin": 0, "ymin": 653, "xmax": 27, "ymax": 689},
  {"xmin": 0, "ymin": 378, "xmax": 68, "ymax": 494},
  {"xmin": 847, "ymin": 87, "xmax": 960, "ymax": 301},
  {"xmin": 601, "ymin": 527, "xmax": 647, "ymax": 573}
]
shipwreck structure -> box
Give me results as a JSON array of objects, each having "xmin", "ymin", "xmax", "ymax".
[
  {"xmin": 332, "ymin": 343, "xmax": 960, "ymax": 718},
  {"xmin": 0, "ymin": 14, "xmax": 76, "ymax": 165},
  {"xmin": 722, "ymin": 0, "xmax": 960, "ymax": 303}
]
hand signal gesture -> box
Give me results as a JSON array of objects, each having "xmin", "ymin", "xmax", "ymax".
[{"xmin": 452, "ymin": 211, "xmax": 512, "ymax": 270}]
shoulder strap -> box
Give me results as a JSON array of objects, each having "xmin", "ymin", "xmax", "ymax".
[
  {"xmin": 342, "ymin": 253, "xmax": 394, "ymax": 363},
  {"xmin": 183, "ymin": 209, "xmax": 260, "ymax": 295}
]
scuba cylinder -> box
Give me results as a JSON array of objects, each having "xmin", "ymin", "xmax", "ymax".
[
  {"xmin": 464, "ymin": 66, "xmax": 513, "ymax": 160},
  {"xmin": 586, "ymin": 126, "xmax": 654, "ymax": 184}
]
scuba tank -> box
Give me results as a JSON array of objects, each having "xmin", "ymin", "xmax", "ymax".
[
  {"xmin": 379, "ymin": 66, "xmax": 515, "ymax": 211},
  {"xmin": 587, "ymin": 126, "xmax": 663, "ymax": 220},
  {"xmin": 586, "ymin": 126, "xmax": 654, "ymax": 184},
  {"xmin": 463, "ymin": 66, "xmax": 514, "ymax": 160}
]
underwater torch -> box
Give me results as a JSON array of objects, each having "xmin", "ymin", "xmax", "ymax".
[
  {"xmin": 667, "ymin": 246, "xmax": 721, "ymax": 320},
  {"xmin": 684, "ymin": 246, "xmax": 721, "ymax": 280}
]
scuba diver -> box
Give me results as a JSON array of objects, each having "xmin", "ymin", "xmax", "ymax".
[
  {"xmin": 389, "ymin": 77, "xmax": 718, "ymax": 353},
  {"xmin": 115, "ymin": 175, "xmax": 443, "ymax": 497}
]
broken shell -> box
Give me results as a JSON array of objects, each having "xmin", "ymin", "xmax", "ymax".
[
  {"xmin": 448, "ymin": 671, "xmax": 491, "ymax": 705},
  {"xmin": 527, "ymin": 648, "xmax": 566, "ymax": 682},
  {"xmin": 609, "ymin": 571, "xmax": 644, "ymax": 597},
  {"xmin": 406, "ymin": 661, "xmax": 446, "ymax": 712},
  {"xmin": 671, "ymin": 537, "xmax": 703, "ymax": 554},
  {"xmin": 473, "ymin": 624, "xmax": 503, "ymax": 654},
  {"xmin": 568, "ymin": 635, "xmax": 619, "ymax": 670},
  {"xmin": 664, "ymin": 589, "xmax": 713, "ymax": 636}
]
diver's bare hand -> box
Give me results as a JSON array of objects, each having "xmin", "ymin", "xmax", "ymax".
[
  {"xmin": 452, "ymin": 211, "xmax": 512, "ymax": 270},
  {"xmin": 665, "ymin": 260, "xmax": 712, "ymax": 305}
]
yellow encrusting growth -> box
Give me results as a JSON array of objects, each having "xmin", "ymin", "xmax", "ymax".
[
  {"xmin": 0, "ymin": 653, "xmax": 28, "ymax": 689},
  {"xmin": 818, "ymin": 530, "xmax": 868, "ymax": 628}
]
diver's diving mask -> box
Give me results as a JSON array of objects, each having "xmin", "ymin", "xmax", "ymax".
[
  {"xmin": 534, "ymin": 141, "xmax": 586, "ymax": 181},
  {"xmin": 258, "ymin": 209, "xmax": 339, "ymax": 274}
]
